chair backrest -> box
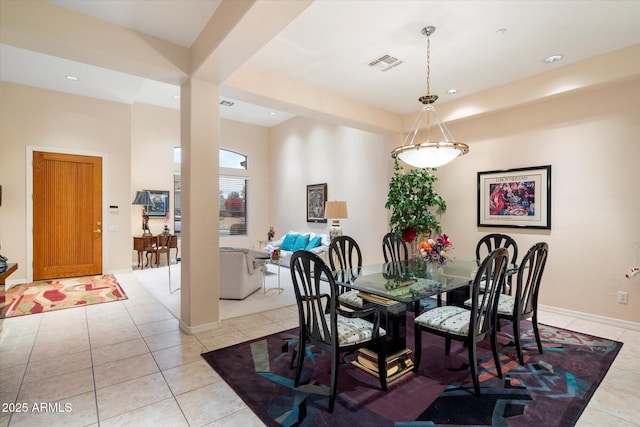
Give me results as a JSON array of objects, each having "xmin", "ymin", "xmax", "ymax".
[
  {"xmin": 328, "ymin": 235, "xmax": 362, "ymax": 283},
  {"xmin": 475, "ymin": 233, "xmax": 518, "ymax": 266},
  {"xmin": 155, "ymin": 232, "xmax": 173, "ymax": 250},
  {"xmin": 469, "ymin": 248, "xmax": 509, "ymax": 339},
  {"xmin": 290, "ymin": 251, "xmax": 338, "ymax": 349},
  {"xmin": 513, "ymin": 242, "xmax": 549, "ymax": 319},
  {"xmin": 382, "ymin": 232, "xmax": 409, "ymax": 264}
]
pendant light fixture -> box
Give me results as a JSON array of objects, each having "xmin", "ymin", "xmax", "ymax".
[{"xmin": 391, "ymin": 26, "xmax": 469, "ymax": 168}]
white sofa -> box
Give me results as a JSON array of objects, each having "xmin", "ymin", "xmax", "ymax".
[
  {"xmin": 263, "ymin": 232, "xmax": 330, "ymax": 267},
  {"xmin": 219, "ymin": 247, "xmax": 269, "ymax": 299}
]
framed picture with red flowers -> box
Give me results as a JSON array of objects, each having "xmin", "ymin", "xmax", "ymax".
[{"xmin": 477, "ymin": 165, "xmax": 551, "ymax": 229}]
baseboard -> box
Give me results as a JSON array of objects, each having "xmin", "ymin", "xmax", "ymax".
[
  {"xmin": 539, "ymin": 304, "xmax": 640, "ymax": 332},
  {"xmin": 179, "ymin": 319, "xmax": 220, "ymax": 335}
]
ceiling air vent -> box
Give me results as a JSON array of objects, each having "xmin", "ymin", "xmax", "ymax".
[
  {"xmin": 368, "ymin": 54, "xmax": 403, "ymax": 72},
  {"xmin": 220, "ymin": 100, "xmax": 235, "ymax": 107}
]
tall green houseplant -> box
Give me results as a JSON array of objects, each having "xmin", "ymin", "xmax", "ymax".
[{"xmin": 385, "ymin": 162, "xmax": 446, "ymax": 242}]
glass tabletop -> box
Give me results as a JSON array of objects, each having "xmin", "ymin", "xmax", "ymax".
[{"xmin": 332, "ymin": 259, "xmax": 518, "ymax": 304}]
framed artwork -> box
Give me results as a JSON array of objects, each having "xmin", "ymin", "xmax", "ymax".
[
  {"xmin": 306, "ymin": 183, "xmax": 327, "ymax": 223},
  {"xmin": 477, "ymin": 165, "xmax": 551, "ymax": 229},
  {"xmin": 144, "ymin": 190, "xmax": 169, "ymax": 217}
]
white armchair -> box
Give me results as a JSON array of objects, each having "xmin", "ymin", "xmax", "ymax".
[{"xmin": 219, "ymin": 247, "xmax": 269, "ymax": 299}]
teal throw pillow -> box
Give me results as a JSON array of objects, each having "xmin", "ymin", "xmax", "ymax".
[
  {"xmin": 305, "ymin": 236, "xmax": 323, "ymax": 251},
  {"xmin": 292, "ymin": 234, "xmax": 310, "ymax": 251},
  {"xmin": 281, "ymin": 233, "xmax": 298, "ymax": 251}
]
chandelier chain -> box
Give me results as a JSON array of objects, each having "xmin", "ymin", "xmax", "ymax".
[{"xmin": 426, "ymin": 35, "xmax": 431, "ymax": 95}]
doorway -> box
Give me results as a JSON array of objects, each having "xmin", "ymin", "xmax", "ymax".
[{"xmin": 32, "ymin": 151, "xmax": 103, "ymax": 280}]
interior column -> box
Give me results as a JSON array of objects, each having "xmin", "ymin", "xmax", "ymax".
[{"xmin": 179, "ymin": 78, "xmax": 220, "ymax": 333}]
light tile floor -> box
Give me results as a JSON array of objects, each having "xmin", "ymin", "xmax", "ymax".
[{"xmin": 0, "ymin": 272, "xmax": 638, "ymax": 426}]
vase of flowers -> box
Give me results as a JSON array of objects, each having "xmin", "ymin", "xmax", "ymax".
[
  {"xmin": 419, "ymin": 234, "xmax": 453, "ymax": 278},
  {"xmin": 163, "ymin": 212, "xmax": 171, "ymax": 233}
]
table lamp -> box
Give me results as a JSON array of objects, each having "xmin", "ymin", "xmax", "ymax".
[
  {"xmin": 132, "ymin": 190, "xmax": 152, "ymax": 236},
  {"xmin": 324, "ymin": 201, "xmax": 348, "ymax": 241}
]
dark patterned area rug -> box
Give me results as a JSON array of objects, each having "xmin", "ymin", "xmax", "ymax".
[{"xmin": 201, "ymin": 317, "xmax": 621, "ymax": 426}]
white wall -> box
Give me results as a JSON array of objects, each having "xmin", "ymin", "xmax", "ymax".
[
  {"xmin": 433, "ymin": 78, "xmax": 640, "ymax": 322},
  {"xmin": 269, "ymin": 117, "xmax": 392, "ymax": 263}
]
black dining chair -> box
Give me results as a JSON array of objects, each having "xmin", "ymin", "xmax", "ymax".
[
  {"xmin": 414, "ymin": 248, "xmax": 508, "ymax": 396},
  {"xmin": 476, "ymin": 233, "xmax": 519, "ymax": 294},
  {"xmin": 382, "ymin": 232, "xmax": 409, "ymax": 264},
  {"xmin": 329, "ymin": 235, "xmax": 364, "ymax": 309},
  {"xmin": 495, "ymin": 242, "xmax": 549, "ymax": 365},
  {"xmin": 290, "ymin": 250, "xmax": 387, "ymax": 413}
]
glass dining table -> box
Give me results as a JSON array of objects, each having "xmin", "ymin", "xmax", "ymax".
[{"xmin": 332, "ymin": 258, "xmax": 518, "ymax": 381}]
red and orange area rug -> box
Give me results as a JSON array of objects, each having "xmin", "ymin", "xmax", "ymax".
[{"xmin": 0, "ymin": 274, "xmax": 127, "ymax": 318}]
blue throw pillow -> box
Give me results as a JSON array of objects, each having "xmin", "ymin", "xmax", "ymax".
[
  {"xmin": 292, "ymin": 234, "xmax": 310, "ymax": 251},
  {"xmin": 281, "ymin": 233, "xmax": 298, "ymax": 251},
  {"xmin": 305, "ymin": 236, "xmax": 323, "ymax": 251}
]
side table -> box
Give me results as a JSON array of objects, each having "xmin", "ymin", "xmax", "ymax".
[{"xmin": 263, "ymin": 259, "xmax": 284, "ymax": 294}]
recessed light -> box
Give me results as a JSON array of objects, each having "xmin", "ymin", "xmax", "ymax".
[
  {"xmin": 544, "ymin": 54, "xmax": 563, "ymax": 64},
  {"xmin": 269, "ymin": 112, "xmax": 277, "ymax": 116},
  {"xmin": 496, "ymin": 28, "xmax": 507, "ymax": 35},
  {"xmin": 446, "ymin": 89, "xmax": 458, "ymax": 95},
  {"xmin": 65, "ymin": 75, "xmax": 79, "ymax": 81}
]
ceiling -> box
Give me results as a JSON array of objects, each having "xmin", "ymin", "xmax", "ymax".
[{"xmin": 1, "ymin": 1, "xmax": 638, "ymax": 127}]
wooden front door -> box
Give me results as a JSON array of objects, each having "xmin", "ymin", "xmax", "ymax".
[{"xmin": 33, "ymin": 151, "xmax": 103, "ymax": 280}]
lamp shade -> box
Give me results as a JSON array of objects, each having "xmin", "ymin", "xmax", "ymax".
[
  {"xmin": 324, "ymin": 201, "xmax": 348, "ymax": 219},
  {"xmin": 132, "ymin": 191, "xmax": 152, "ymax": 205}
]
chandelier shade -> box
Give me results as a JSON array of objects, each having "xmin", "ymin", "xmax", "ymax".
[{"xmin": 391, "ymin": 26, "xmax": 469, "ymax": 169}]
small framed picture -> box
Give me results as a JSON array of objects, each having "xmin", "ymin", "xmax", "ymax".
[
  {"xmin": 477, "ymin": 165, "xmax": 551, "ymax": 229},
  {"xmin": 144, "ymin": 190, "xmax": 169, "ymax": 217},
  {"xmin": 306, "ymin": 183, "xmax": 327, "ymax": 223}
]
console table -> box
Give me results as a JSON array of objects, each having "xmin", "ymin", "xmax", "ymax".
[
  {"xmin": 133, "ymin": 235, "xmax": 179, "ymax": 269},
  {"xmin": 0, "ymin": 262, "xmax": 18, "ymax": 287}
]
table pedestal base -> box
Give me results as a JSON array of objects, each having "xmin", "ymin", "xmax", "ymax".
[{"xmin": 352, "ymin": 347, "xmax": 414, "ymax": 382}]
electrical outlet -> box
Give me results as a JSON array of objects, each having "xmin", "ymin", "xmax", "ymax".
[{"xmin": 618, "ymin": 291, "xmax": 628, "ymax": 304}]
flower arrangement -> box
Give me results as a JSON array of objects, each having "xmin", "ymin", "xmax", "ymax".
[
  {"xmin": 163, "ymin": 212, "xmax": 171, "ymax": 232},
  {"xmin": 419, "ymin": 234, "xmax": 453, "ymax": 266}
]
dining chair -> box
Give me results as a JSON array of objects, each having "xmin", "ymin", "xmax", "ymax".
[
  {"xmin": 495, "ymin": 242, "xmax": 549, "ymax": 365},
  {"xmin": 414, "ymin": 248, "xmax": 508, "ymax": 396},
  {"xmin": 382, "ymin": 232, "xmax": 409, "ymax": 264},
  {"xmin": 290, "ymin": 250, "xmax": 387, "ymax": 413},
  {"xmin": 476, "ymin": 233, "xmax": 519, "ymax": 294},
  {"xmin": 147, "ymin": 232, "xmax": 173, "ymax": 268},
  {"xmin": 329, "ymin": 235, "xmax": 364, "ymax": 309}
]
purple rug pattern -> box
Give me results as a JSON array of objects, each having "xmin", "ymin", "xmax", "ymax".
[{"xmin": 201, "ymin": 319, "xmax": 621, "ymax": 426}]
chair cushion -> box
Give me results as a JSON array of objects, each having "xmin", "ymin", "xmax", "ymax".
[
  {"xmin": 292, "ymin": 234, "xmax": 310, "ymax": 251},
  {"xmin": 414, "ymin": 305, "xmax": 471, "ymax": 336},
  {"xmin": 325, "ymin": 313, "xmax": 386, "ymax": 346},
  {"xmin": 281, "ymin": 233, "xmax": 299, "ymax": 251},
  {"xmin": 463, "ymin": 293, "xmax": 514, "ymax": 316},
  {"xmin": 496, "ymin": 294, "xmax": 515, "ymax": 316},
  {"xmin": 338, "ymin": 290, "xmax": 363, "ymax": 308},
  {"xmin": 479, "ymin": 279, "xmax": 510, "ymax": 296}
]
